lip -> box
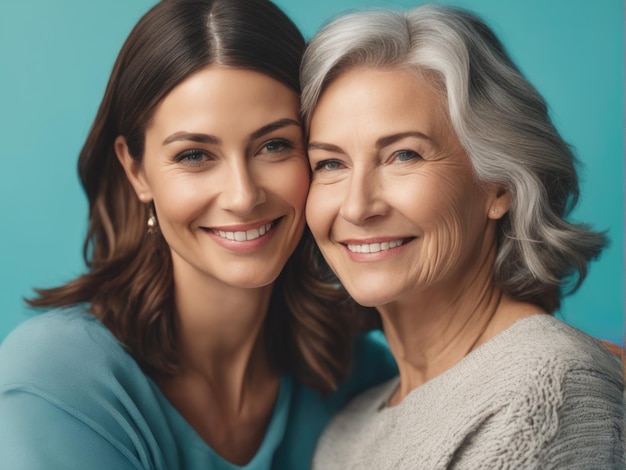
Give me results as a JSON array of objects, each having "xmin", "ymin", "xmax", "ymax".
[
  {"xmin": 338, "ymin": 236, "xmax": 415, "ymax": 261},
  {"xmin": 202, "ymin": 218, "xmax": 282, "ymax": 253}
]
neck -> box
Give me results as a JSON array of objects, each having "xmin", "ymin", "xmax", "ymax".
[
  {"xmin": 380, "ymin": 254, "xmax": 540, "ymax": 406},
  {"xmin": 155, "ymin": 255, "xmax": 282, "ymax": 464},
  {"xmin": 165, "ymin": 253, "xmax": 278, "ymax": 412},
  {"xmin": 178, "ymin": 290, "xmax": 274, "ymax": 408}
]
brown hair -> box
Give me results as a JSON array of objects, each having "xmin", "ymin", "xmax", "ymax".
[{"xmin": 28, "ymin": 0, "xmax": 368, "ymax": 392}]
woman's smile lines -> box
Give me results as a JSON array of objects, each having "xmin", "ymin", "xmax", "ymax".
[
  {"xmin": 212, "ymin": 222, "xmax": 274, "ymax": 242},
  {"xmin": 345, "ymin": 238, "xmax": 409, "ymax": 253}
]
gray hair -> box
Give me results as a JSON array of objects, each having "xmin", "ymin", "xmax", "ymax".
[{"xmin": 301, "ymin": 4, "xmax": 607, "ymax": 312}]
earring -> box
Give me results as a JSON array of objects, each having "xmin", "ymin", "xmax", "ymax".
[
  {"xmin": 491, "ymin": 209, "xmax": 498, "ymax": 216},
  {"xmin": 147, "ymin": 208, "xmax": 158, "ymax": 234}
]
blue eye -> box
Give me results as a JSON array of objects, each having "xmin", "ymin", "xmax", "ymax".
[
  {"xmin": 175, "ymin": 149, "xmax": 208, "ymax": 165},
  {"xmin": 261, "ymin": 139, "xmax": 292, "ymax": 153},
  {"xmin": 395, "ymin": 150, "xmax": 422, "ymax": 162},
  {"xmin": 314, "ymin": 160, "xmax": 344, "ymax": 171}
]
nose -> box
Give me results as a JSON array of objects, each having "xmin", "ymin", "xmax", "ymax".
[
  {"xmin": 339, "ymin": 168, "xmax": 388, "ymax": 225},
  {"xmin": 219, "ymin": 159, "xmax": 266, "ymax": 215}
]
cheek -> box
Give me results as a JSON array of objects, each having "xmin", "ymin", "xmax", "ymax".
[
  {"xmin": 422, "ymin": 180, "xmax": 487, "ymax": 276},
  {"xmin": 156, "ymin": 173, "xmax": 214, "ymax": 216},
  {"xmin": 392, "ymin": 173, "xmax": 447, "ymax": 228},
  {"xmin": 274, "ymin": 160, "xmax": 310, "ymax": 214},
  {"xmin": 305, "ymin": 183, "xmax": 335, "ymax": 240},
  {"xmin": 410, "ymin": 164, "xmax": 480, "ymax": 223},
  {"xmin": 424, "ymin": 218, "xmax": 464, "ymax": 275}
]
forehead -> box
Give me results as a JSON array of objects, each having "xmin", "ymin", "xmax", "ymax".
[
  {"xmin": 310, "ymin": 67, "xmax": 449, "ymax": 140},
  {"xmin": 148, "ymin": 66, "xmax": 300, "ymax": 133}
]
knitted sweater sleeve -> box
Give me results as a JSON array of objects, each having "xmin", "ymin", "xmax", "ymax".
[{"xmin": 450, "ymin": 359, "xmax": 625, "ymax": 469}]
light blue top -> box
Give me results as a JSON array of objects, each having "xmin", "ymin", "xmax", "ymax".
[{"xmin": 0, "ymin": 307, "xmax": 396, "ymax": 469}]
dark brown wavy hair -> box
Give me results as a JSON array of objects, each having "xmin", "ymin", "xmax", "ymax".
[{"xmin": 27, "ymin": 0, "xmax": 376, "ymax": 392}]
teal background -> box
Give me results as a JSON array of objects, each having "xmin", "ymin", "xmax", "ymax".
[{"xmin": 1, "ymin": 0, "xmax": 623, "ymax": 345}]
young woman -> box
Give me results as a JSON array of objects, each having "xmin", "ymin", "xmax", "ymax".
[
  {"xmin": 301, "ymin": 4, "xmax": 624, "ymax": 468},
  {"xmin": 0, "ymin": 1, "xmax": 394, "ymax": 468}
]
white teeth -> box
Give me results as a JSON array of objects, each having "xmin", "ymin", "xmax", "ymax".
[
  {"xmin": 246, "ymin": 228, "xmax": 260, "ymax": 239},
  {"xmin": 347, "ymin": 239, "xmax": 404, "ymax": 253},
  {"xmin": 214, "ymin": 223, "xmax": 273, "ymax": 242}
]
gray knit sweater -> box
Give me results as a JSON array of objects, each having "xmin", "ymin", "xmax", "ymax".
[{"xmin": 313, "ymin": 315, "xmax": 624, "ymax": 469}]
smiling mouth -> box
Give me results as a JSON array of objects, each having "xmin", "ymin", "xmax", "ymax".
[
  {"xmin": 346, "ymin": 238, "xmax": 412, "ymax": 253},
  {"xmin": 212, "ymin": 222, "xmax": 275, "ymax": 242}
]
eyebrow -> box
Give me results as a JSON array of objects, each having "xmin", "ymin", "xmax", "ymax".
[
  {"xmin": 309, "ymin": 131, "xmax": 430, "ymax": 154},
  {"xmin": 162, "ymin": 132, "xmax": 220, "ymax": 146},
  {"xmin": 249, "ymin": 118, "xmax": 301, "ymax": 141},
  {"xmin": 376, "ymin": 131, "xmax": 430, "ymax": 148},
  {"xmin": 307, "ymin": 142, "xmax": 344, "ymax": 153},
  {"xmin": 162, "ymin": 118, "xmax": 301, "ymax": 146}
]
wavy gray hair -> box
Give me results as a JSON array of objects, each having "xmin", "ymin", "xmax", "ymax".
[{"xmin": 301, "ymin": 4, "xmax": 607, "ymax": 312}]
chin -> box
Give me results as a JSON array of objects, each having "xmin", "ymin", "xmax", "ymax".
[
  {"xmin": 216, "ymin": 257, "xmax": 289, "ymax": 288},
  {"xmin": 232, "ymin": 273, "xmax": 281, "ymax": 289},
  {"xmin": 344, "ymin": 287, "xmax": 393, "ymax": 309}
]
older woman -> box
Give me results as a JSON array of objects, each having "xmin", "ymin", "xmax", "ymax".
[{"xmin": 301, "ymin": 4, "xmax": 624, "ymax": 468}]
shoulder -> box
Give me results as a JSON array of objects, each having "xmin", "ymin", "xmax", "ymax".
[
  {"xmin": 0, "ymin": 306, "xmax": 154, "ymax": 419},
  {"xmin": 492, "ymin": 314, "xmax": 622, "ymax": 384},
  {"xmin": 1, "ymin": 306, "xmax": 116, "ymax": 352},
  {"xmin": 0, "ymin": 307, "xmax": 162, "ymax": 468},
  {"xmin": 469, "ymin": 315, "xmax": 623, "ymax": 415},
  {"xmin": 467, "ymin": 315, "xmax": 625, "ymax": 467},
  {"xmin": 0, "ymin": 306, "xmax": 134, "ymax": 391},
  {"xmin": 478, "ymin": 315, "xmax": 623, "ymax": 446}
]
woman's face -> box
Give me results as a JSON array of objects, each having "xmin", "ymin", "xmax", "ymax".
[
  {"xmin": 120, "ymin": 66, "xmax": 309, "ymax": 290},
  {"xmin": 306, "ymin": 68, "xmax": 499, "ymax": 307}
]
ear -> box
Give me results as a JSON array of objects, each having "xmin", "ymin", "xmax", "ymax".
[
  {"xmin": 486, "ymin": 184, "xmax": 511, "ymax": 220},
  {"xmin": 115, "ymin": 135, "xmax": 152, "ymax": 203}
]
